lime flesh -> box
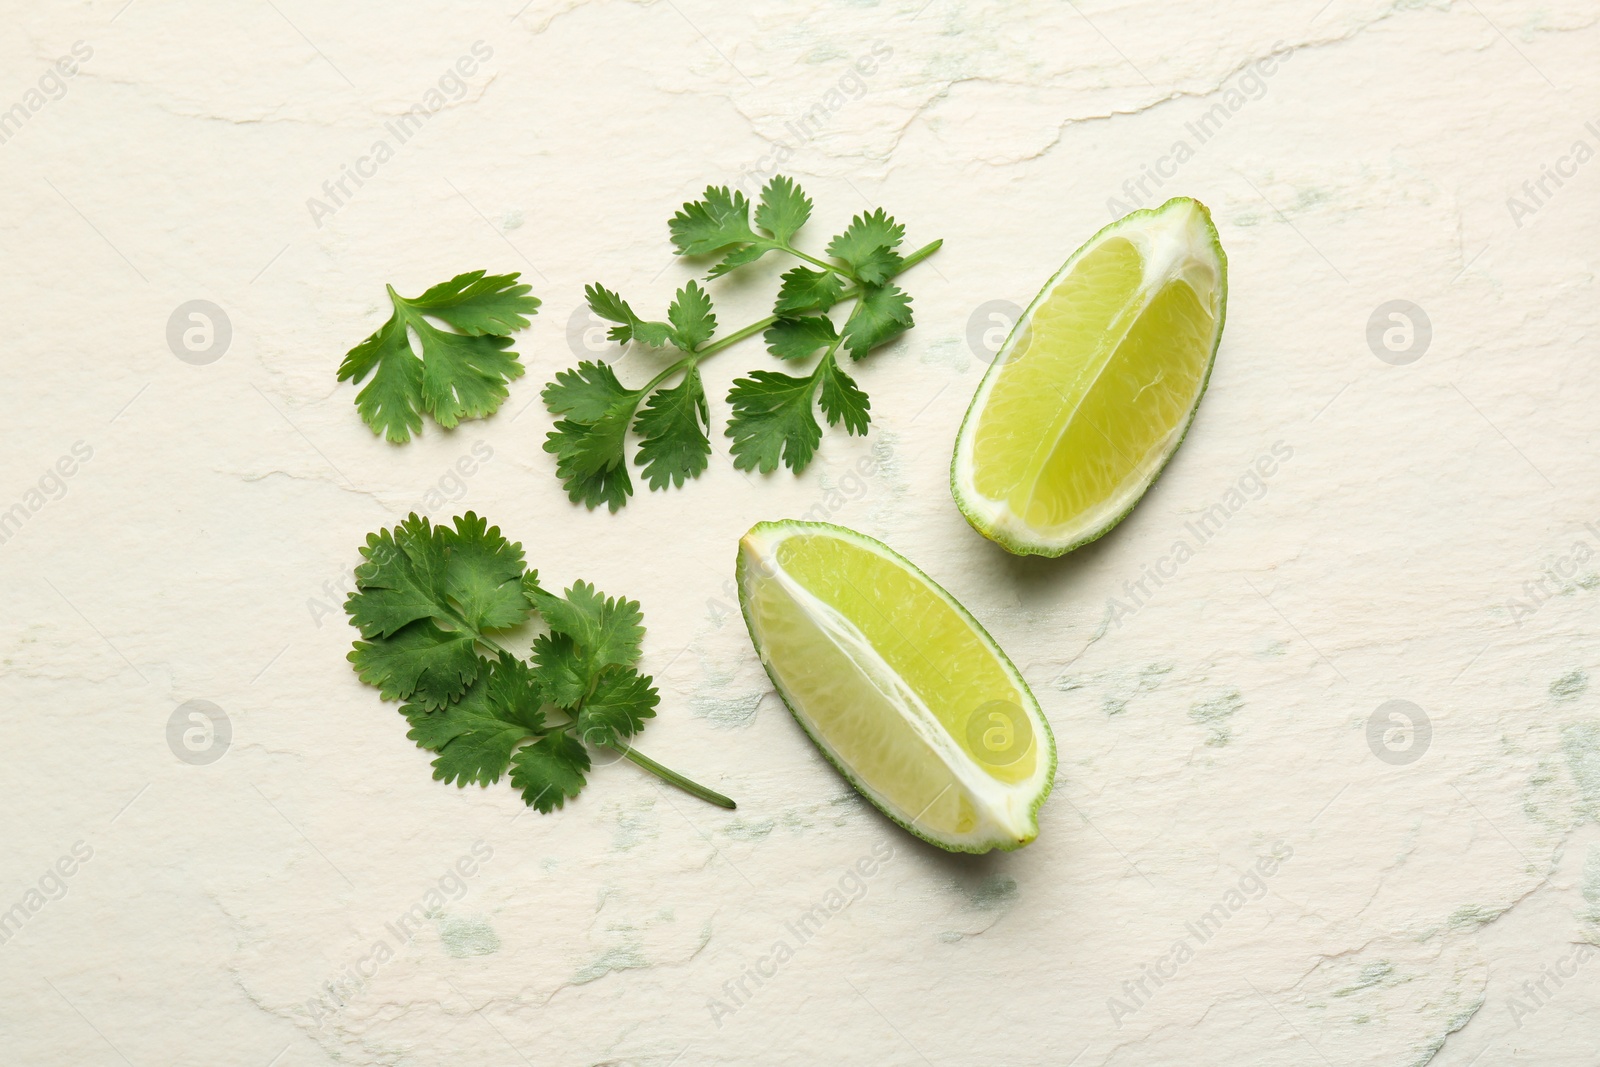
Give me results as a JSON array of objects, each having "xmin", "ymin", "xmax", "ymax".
[
  {"xmin": 737, "ymin": 520, "xmax": 1055, "ymax": 853},
  {"xmin": 952, "ymin": 197, "xmax": 1228, "ymax": 556}
]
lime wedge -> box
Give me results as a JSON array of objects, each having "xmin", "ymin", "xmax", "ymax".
[
  {"xmin": 737, "ymin": 520, "xmax": 1055, "ymax": 853},
  {"xmin": 952, "ymin": 197, "xmax": 1228, "ymax": 557}
]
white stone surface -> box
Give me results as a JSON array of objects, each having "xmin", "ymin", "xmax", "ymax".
[{"xmin": 2, "ymin": 1, "xmax": 1598, "ymax": 1064}]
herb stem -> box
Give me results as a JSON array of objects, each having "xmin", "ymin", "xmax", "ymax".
[
  {"xmin": 780, "ymin": 244, "xmax": 859, "ymax": 283},
  {"xmin": 613, "ymin": 744, "xmax": 737, "ymax": 809}
]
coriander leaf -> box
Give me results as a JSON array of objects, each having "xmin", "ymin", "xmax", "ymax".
[
  {"xmin": 402, "ymin": 653, "xmax": 545, "ymax": 787},
  {"xmin": 538, "ymin": 580, "xmax": 646, "ymax": 671},
  {"xmin": 531, "ymin": 632, "xmax": 589, "ymax": 708},
  {"xmin": 346, "ymin": 514, "xmax": 449, "ymax": 639},
  {"xmin": 545, "ymin": 408, "xmax": 635, "ymax": 512},
  {"xmin": 826, "ymin": 209, "xmax": 906, "ymax": 285},
  {"xmin": 441, "ymin": 512, "xmax": 531, "ymax": 632},
  {"xmin": 338, "ymin": 316, "xmax": 424, "ymax": 444},
  {"xmin": 817, "ymin": 357, "xmax": 871, "ymax": 435},
  {"xmin": 407, "ymin": 270, "xmax": 540, "ymax": 336},
  {"xmin": 340, "ymin": 274, "xmax": 539, "ymax": 443},
  {"xmin": 667, "ymin": 281, "xmax": 716, "ymax": 351},
  {"xmin": 584, "ymin": 283, "xmax": 676, "ymax": 348},
  {"xmin": 415, "ymin": 324, "xmax": 525, "ymax": 430},
  {"xmin": 634, "ymin": 367, "xmax": 711, "ymax": 490},
  {"xmin": 349, "ymin": 619, "xmax": 480, "ymax": 710},
  {"xmin": 725, "ymin": 370, "xmax": 823, "ymax": 473},
  {"xmin": 773, "ymin": 267, "xmax": 845, "ymax": 315},
  {"xmin": 764, "ymin": 316, "xmax": 838, "ymax": 361},
  {"xmin": 542, "ymin": 360, "xmax": 637, "ymax": 423},
  {"xmin": 841, "ymin": 283, "xmax": 914, "ymax": 359},
  {"xmin": 576, "ymin": 668, "xmax": 659, "ymax": 747},
  {"xmin": 510, "ymin": 732, "xmax": 591, "ymax": 812},
  {"xmin": 754, "ymin": 175, "xmax": 812, "ymax": 244},
  {"xmin": 669, "ymin": 185, "xmax": 757, "ymax": 257}
]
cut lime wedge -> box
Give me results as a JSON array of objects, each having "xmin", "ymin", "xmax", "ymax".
[
  {"xmin": 952, "ymin": 197, "xmax": 1228, "ymax": 557},
  {"xmin": 737, "ymin": 520, "xmax": 1055, "ymax": 853}
]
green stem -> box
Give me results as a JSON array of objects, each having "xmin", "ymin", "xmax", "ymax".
[
  {"xmin": 630, "ymin": 237, "xmax": 945, "ymax": 399},
  {"xmin": 614, "ymin": 744, "xmax": 737, "ymax": 809},
  {"xmin": 778, "ymin": 243, "xmax": 860, "ymax": 284}
]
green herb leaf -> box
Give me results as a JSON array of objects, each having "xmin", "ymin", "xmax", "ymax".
[
  {"xmin": 542, "ymin": 360, "xmax": 636, "ymax": 423},
  {"xmin": 667, "ymin": 280, "xmax": 717, "ymax": 351},
  {"xmin": 585, "ymin": 283, "xmax": 676, "ymax": 348},
  {"xmin": 339, "ymin": 272, "xmax": 539, "ymax": 443},
  {"xmin": 402, "ymin": 653, "xmax": 545, "ymax": 786},
  {"xmin": 634, "ymin": 367, "xmax": 711, "ymax": 490},
  {"xmin": 773, "ymin": 267, "xmax": 845, "ymax": 315},
  {"xmin": 669, "ymin": 185, "xmax": 758, "ymax": 257},
  {"xmin": 841, "ymin": 283, "xmax": 914, "ymax": 358},
  {"xmin": 725, "ymin": 370, "xmax": 822, "ymax": 473},
  {"xmin": 510, "ymin": 732, "xmax": 591, "ymax": 813},
  {"xmin": 826, "ymin": 209, "xmax": 906, "ymax": 285},
  {"xmin": 817, "ymin": 357, "xmax": 871, "ymax": 435},
  {"xmin": 349, "ymin": 619, "xmax": 480, "ymax": 711},
  {"xmin": 537, "ymin": 581, "xmax": 646, "ymax": 672},
  {"xmin": 764, "ymin": 316, "xmax": 838, "ymax": 361},
  {"xmin": 575, "ymin": 668, "xmax": 659, "ymax": 746},
  {"xmin": 754, "ymin": 175, "xmax": 812, "ymax": 244},
  {"xmin": 545, "ymin": 408, "xmax": 635, "ymax": 512}
]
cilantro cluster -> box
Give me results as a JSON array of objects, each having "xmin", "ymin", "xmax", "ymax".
[
  {"xmin": 339, "ymin": 271, "xmax": 541, "ymax": 444},
  {"xmin": 543, "ymin": 176, "xmax": 941, "ymax": 510},
  {"xmin": 345, "ymin": 511, "xmax": 731, "ymax": 812}
]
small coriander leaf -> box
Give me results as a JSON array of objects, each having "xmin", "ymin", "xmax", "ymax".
[
  {"xmin": 348, "ymin": 619, "xmax": 479, "ymax": 710},
  {"xmin": 345, "ymin": 514, "xmax": 448, "ymax": 639},
  {"xmin": 531, "ymin": 632, "xmax": 589, "ymax": 708},
  {"xmin": 541, "ymin": 581, "xmax": 646, "ymax": 670},
  {"xmin": 773, "ymin": 267, "xmax": 845, "ymax": 315},
  {"xmin": 841, "ymin": 283, "xmax": 914, "ymax": 359},
  {"xmin": 576, "ymin": 668, "xmax": 659, "ymax": 747},
  {"xmin": 584, "ymin": 283, "xmax": 676, "ymax": 348},
  {"xmin": 667, "ymin": 281, "xmax": 716, "ymax": 351},
  {"xmin": 401, "ymin": 653, "xmax": 545, "ymax": 787},
  {"xmin": 634, "ymin": 367, "xmax": 711, "ymax": 490},
  {"xmin": 817, "ymin": 357, "xmax": 871, "ymax": 435},
  {"xmin": 669, "ymin": 185, "xmax": 758, "ymax": 257},
  {"xmin": 545, "ymin": 407, "xmax": 635, "ymax": 512},
  {"xmin": 542, "ymin": 361, "xmax": 636, "ymax": 423},
  {"xmin": 764, "ymin": 316, "xmax": 838, "ymax": 361},
  {"xmin": 413, "ymin": 321, "xmax": 525, "ymax": 430},
  {"xmin": 408, "ymin": 271, "xmax": 541, "ymax": 336},
  {"xmin": 441, "ymin": 512, "xmax": 530, "ymax": 632},
  {"xmin": 754, "ymin": 175, "xmax": 812, "ymax": 244},
  {"xmin": 510, "ymin": 732, "xmax": 591, "ymax": 813},
  {"xmin": 338, "ymin": 316, "xmax": 424, "ymax": 444},
  {"xmin": 725, "ymin": 370, "xmax": 823, "ymax": 473},
  {"xmin": 826, "ymin": 209, "xmax": 906, "ymax": 285}
]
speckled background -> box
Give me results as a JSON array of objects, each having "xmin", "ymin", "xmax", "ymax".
[{"xmin": 3, "ymin": 1, "xmax": 1598, "ymax": 1064}]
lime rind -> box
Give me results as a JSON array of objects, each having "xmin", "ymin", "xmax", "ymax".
[
  {"xmin": 951, "ymin": 197, "xmax": 1229, "ymax": 558},
  {"xmin": 736, "ymin": 519, "xmax": 1056, "ymax": 854}
]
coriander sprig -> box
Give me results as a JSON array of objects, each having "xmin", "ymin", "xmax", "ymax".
[
  {"xmin": 543, "ymin": 176, "xmax": 941, "ymax": 511},
  {"xmin": 346, "ymin": 511, "xmax": 733, "ymax": 811},
  {"xmin": 338, "ymin": 271, "xmax": 541, "ymax": 444}
]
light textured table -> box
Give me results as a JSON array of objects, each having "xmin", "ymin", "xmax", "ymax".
[{"xmin": 3, "ymin": 2, "xmax": 1597, "ymax": 1064}]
